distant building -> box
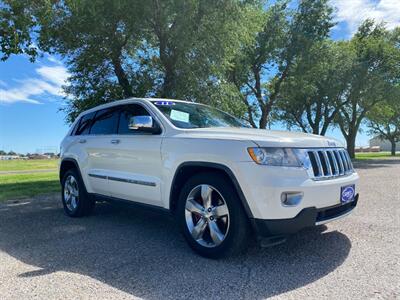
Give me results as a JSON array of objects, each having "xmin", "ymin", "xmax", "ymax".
[
  {"xmin": 0, "ymin": 155, "xmax": 20, "ymax": 160},
  {"xmin": 43, "ymin": 152, "xmax": 56, "ymax": 158},
  {"xmin": 28, "ymin": 154, "xmax": 51, "ymax": 160},
  {"xmin": 369, "ymin": 136, "xmax": 400, "ymax": 152}
]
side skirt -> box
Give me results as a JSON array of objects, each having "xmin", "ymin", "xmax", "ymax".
[{"xmin": 91, "ymin": 193, "xmax": 171, "ymax": 216}]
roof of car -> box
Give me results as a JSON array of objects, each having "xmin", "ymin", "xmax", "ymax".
[{"xmin": 77, "ymin": 97, "xmax": 194, "ymax": 118}]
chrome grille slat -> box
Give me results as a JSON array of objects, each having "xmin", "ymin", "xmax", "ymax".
[
  {"xmin": 322, "ymin": 151, "xmax": 333, "ymax": 176},
  {"xmin": 335, "ymin": 150, "xmax": 345, "ymax": 175},
  {"xmin": 340, "ymin": 151, "xmax": 349, "ymax": 172},
  {"xmin": 307, "ymin": 148, "xmax": 354, "ymax": 180},
  {"xmin": 344, "ymin": 151, "xmax": 354, "ymax": 171},
  {"xmin": 328, "ymin": 151, "xmax": 339, "ymax": 176},
  {"xmin": 313, "ymin": 151, "xmax": 324, "ymax": 177}
]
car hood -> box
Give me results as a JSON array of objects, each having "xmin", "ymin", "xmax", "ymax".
[{"xmin": 177, "ymin": 127, "xmax": 343, "ymax": 148}]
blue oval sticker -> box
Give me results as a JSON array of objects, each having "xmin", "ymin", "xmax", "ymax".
[{"xmin": 341, "ymin": 185, "xmax": 355, "ymax": 203}]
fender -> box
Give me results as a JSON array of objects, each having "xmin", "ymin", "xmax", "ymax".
[
  {"xmin": 59, "ymin": 157, "xmax": 83, "ymax": 182},
  {"xmin": 170, "ymin": 161, "xmax": 254, "ymax": 218}
]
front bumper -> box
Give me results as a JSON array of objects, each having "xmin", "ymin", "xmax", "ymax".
[
  {"xmin": 233, "ymin": 162, "xmax": 359, "ymax": 219},
  {"xmin": 251, "ymin": 194, "xmax": 358, "ymax": 237}
]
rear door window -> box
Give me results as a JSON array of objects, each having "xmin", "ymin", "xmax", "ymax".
[
  {"xmin": 70, "ymin": 119, "xmax": 80, "ymax": 136},
  {"xmin": 75, "ymin": 112, "xmax": 95, "ymax": 135},
  {"xmin": 90, "ymin": 107, "xmax": 120, "ymax": 135}
]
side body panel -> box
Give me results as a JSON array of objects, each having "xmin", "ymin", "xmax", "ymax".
[
  {"xmin": 107, "ymin": 134, "xmax": 163, "ymax": 206},
  {"xmin": 159, "ymin": 137, "xmax": 255, "ymax": 209}
]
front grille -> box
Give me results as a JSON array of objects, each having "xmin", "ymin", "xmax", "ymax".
[{"xmin": 307, "ymin": 149, "xmax": 354, "ymax": 180}]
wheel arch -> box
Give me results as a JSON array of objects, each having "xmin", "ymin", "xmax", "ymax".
[
  {"xmin": 169, "ymin": 162, "xmax": 253, "ymax": 218},
  {"xmin": 59, "ymin": 158, "xmax": 82, "ymax": 183}
]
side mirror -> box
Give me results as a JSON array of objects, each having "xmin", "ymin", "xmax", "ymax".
[{"xmin": 128, "ymin": 116, "xmax": 161, "ymax": 134}]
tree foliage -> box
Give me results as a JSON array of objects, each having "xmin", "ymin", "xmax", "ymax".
[
  {"xmin": 367, "ymin": 98, "xmax": 400, "ymax": 155},
  {"xmin": 0, "ymin": 0, "xmax": 399, "ymax": 155},
  {"xmin": 1, "ymin": 0, "xmax": 257, "ymax": 122},
  {"xmin": 335, "ymin": 21, "xmax": 400, "ymax": 157},
  {"xmin": 278, "ymin": 40, "xmax": 353, "ymax": 135},
  {"xmin": 226, "ymin": 0, "xmax": 335, "ymax": 128}
]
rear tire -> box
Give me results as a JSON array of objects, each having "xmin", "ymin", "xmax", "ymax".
[
  {"xmin": 61, "ymin": 168, "xmax": 94, "ymax": 217},
  {"xmin": 177, "ymin": 172, "xmax": 251, "ymax": 258}
]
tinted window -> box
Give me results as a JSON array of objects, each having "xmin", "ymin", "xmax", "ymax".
[
  {"xmin": 75, "ymin": 112, "xmax": 95, "ymax": 135},
  {"xmin": 90, "ymin": 107, "xmax": 120, "ymax": 135},
  {"xmin": 118, "ymin": 104, "xmax": 153, "ymax": 134},
  {"xmin": 70, "ymin": 120, "xmax": 80, "ymax": 136}
]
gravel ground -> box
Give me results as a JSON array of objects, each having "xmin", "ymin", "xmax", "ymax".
[{"xmin": 0, "ymin": 159, "xmax": 399, "ymax": 299}]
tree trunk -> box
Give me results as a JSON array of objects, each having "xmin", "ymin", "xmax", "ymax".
[
  {"xmin": 161, "ymin": 65, "xmax": 175, "ymax": 98},
  {"xmin": 259, "ymin": 103, "xmax": 273, "ymax": 129},
  {"xmin": 346, "ymin": 132, "xmax": 356, "ymax": 159},
  {"xmin": 391, "ymin": 140, "xmax": 396, "ymax": 156},
  {"xmin": 111, "ymin": 56, "xmax": 133, "ymax": 98},
  {"xmin": 259, "ymin": 111, "xmax": 268, "ymax": 129}
]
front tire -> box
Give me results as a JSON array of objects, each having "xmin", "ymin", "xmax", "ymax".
[
  {"xmin": 177, "ymin": 172, "xmax": 251, "ymax": 258},
  {"xmin": 61, "ymin": 169, "xmax": 94, "ymax": 217}
]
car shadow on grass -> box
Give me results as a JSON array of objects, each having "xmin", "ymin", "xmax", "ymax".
[{"xmin": 0, "ymin": 195, "xmax": 351, "ymax": 299}]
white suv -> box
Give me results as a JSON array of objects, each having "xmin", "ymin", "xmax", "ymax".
[{"xmin": 60, "ymin": 98, "xmax": 359, "ymax": 258}]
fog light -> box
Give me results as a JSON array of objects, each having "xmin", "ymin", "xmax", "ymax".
[{"xmin": 281, "ymin": 192, "xmax": 303, "ymax": 206}]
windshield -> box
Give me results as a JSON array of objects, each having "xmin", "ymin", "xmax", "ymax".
[{"xmin": 151, "ymin": 101, "xmax": 249, "ymax": 129}]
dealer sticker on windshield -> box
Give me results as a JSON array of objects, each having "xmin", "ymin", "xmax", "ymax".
[
  {"xmin": 170, "ymin": 109, "xmax": 190, "ymax": 123},
  {"xmin": 341, "ymin": 184, "xmax": 355, "ymax": 203}
]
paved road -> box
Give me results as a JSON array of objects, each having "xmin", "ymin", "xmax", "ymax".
[{"xmin": 0, "ymin": 159, "xmax": 399, "ymax": 299}]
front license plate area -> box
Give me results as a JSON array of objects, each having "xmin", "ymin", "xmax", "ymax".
[{"xmin": 341, "ymin": 184, "xmax": 355, "ymax": 203}]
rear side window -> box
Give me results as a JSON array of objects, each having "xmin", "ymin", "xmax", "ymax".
[
  {"xmin": 70, "ymin": 120, "xmax": 80, "ymax": 136},
  {"xmin": 118, "ymin": 104, "xmax": 152, "ymax": 135},
  {"xmin": 75, "ymin": 112, "xmax": 95, "ymax": 135},
  {"xmin": 90, "ymin": 107, "xmax": 120, "ymax": 135}
]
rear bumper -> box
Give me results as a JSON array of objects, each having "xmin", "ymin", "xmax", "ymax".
[{"xmin": 251, "ymin": 194, "xmax": 358, "ymax": 237}]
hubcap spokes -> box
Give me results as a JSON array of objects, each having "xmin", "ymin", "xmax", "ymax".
[
  {"xmin": 64, "ymin": 175, "xmax": 79, "ymax": 211},
  {"xmin": 185, "ymin": 184, "xmax": 230, "ymax": 248}
]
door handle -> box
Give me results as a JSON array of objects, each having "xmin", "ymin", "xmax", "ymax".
[
  {"xmin": 111, "ymin": 139, "xmax": 120, "ymax": 144},
  {"xmin": 78, "ymin": 139, "xmax": 86, "ymax": 144}
]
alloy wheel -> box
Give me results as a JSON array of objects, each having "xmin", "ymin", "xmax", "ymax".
[
  {"xmin": 185, "ymin": 184, "xmax": 230, "ymax": 248},
  {"xmin": 64, "ymin": 175, "xmax": 79, "ymax": 211}
]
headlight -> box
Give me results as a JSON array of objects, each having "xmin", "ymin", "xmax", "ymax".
[{"xmin": 247, "ymin": 147, "xmax": 302, "ymax": 167}]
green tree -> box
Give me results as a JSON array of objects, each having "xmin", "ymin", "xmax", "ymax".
[
  {"xmin": 278, "ymin": 40, "xmax": 353, "ymax": 135},
  {"xmin": 226, "ymin": 0, "xmax": 334, "ymax": 128},
  {"xmin": 367, "ymin": 99, "xmax": 400, "ymax": 155},
  {"xmin": 145, "ymin": 0, "xmax": 252, "ymax": 99},
  {"xmin": 0, "ymin": 0, "xmax": 258, "ymax": 122},
  {"xmin": 335, "ymin": 21, "xmax": 400, "ymax": 158},
  {"xmin": 0, "ymin": 0, "xmax": 40, "ymax": 61}
]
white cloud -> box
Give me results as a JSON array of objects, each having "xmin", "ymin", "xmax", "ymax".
[
  {"xmin": 36, "ymin": 65, "xmax": 69, "ymax": 87},
  {"xmin": 46, "ymin": 55, "xmax": 63, "ymax": 65},
  {"xmin": 330, "ymin": 0, "xmax": 400, "ymax": 36},
  {"xmin": 0, "ymin": 65, "xmax": 69, "ymax": 104}
]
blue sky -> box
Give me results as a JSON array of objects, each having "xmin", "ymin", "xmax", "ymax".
[{"xmin": 1, "ymin": 0, "xmax": 399, "ymax": 154}]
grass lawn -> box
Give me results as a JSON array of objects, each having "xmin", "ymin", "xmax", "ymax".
[
  {"xmin": 0, "ymin": 159, "xmax": 59, "ymax": 172},
  {"xmin": 0, "ymin": 172, "xmax": 59, "ymax": 201},
  {"xmin": 354, "ymin": 152, "xmax": 398, "ymax": 160}
]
